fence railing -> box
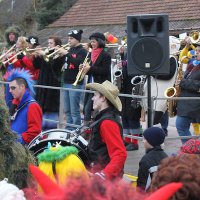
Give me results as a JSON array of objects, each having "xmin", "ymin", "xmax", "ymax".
[{"xmin": 1, "ymin": 80, "xmax": 200, "ymax": 141}]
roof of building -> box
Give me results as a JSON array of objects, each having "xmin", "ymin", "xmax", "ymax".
[
  {"xmin": 37, "ymin": 0, "xmax": 200, "ymax": 45},
  {"xmin": 50, "ymin": 0, "xmax": 200, "ymax": 27}
]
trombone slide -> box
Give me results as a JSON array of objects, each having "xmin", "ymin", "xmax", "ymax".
[
  {"xmin": 2, "ymin": 51, "xmax": 22, "ymax": 65},
  {"xmin": 0, "ymin": 44, "xmax": 16, "ymax": 61}
]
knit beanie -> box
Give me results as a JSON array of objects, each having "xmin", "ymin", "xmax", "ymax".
[
  {"xmin": 89, "ymin": 32, "xmax": 106, "ymax": 41},
  {"xmin": 178, "ymin": 139, "xmax": 200, "ymax": 155},
  {"xmin": 26, "ymin": 36, "xmax": 40, "ymax": 45},
  {"xmin": 143, "ymin": 127, "xmax": 165, "ymax": 147},
  {"xmin": 68, "ymin": 29, "xmax": 83, "ymax": 41}
]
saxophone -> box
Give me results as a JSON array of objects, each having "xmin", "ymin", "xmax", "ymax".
[
  {"xmin": 164, "ymin": 61, "xmax": 183, "ymax": 117},
  {"xmin": 112, "ymin": 52, "xmax": 123, "ymax": 90},
  {"xmin": 131, "ymin": 75, "xmax": 146, "ymax": 109}
]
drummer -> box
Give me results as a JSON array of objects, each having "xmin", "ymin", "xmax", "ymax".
[{"xmin": 86, "ymin": 80, "xmax": 127, "ymax": 180}]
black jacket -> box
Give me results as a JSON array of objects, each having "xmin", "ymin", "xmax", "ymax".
[
  {"xmin": 137, "ymin": 146, "xmax": 168, "ymax": 189},
  {"xmin": 177, "ymin": 64, "xmax": 200, "ymax": 119},
  {"xmin": 87, "ymin": 50, "xmax": 111, "ymax": 83},
  {"xmin": 87, "ymin": 107, "xmax": 123, "ymax": 175},
  {"xmin": 120, "ymin": 66, "xmax": 142, "ymax": 120},
  {"xmin": 63, "ymin": 44, "xmax": 87, "ymax": 84},
  {"xmin": 34, "ymin": 55, "xmax": 65, "ymax": 112}
]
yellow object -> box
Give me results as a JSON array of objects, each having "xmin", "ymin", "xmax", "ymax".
[
  {"xmin": 123, "ymin": 174, "xmax": 138, "ymax": 188},
  {"xmin": 37, "ymin": 145, "xmax": 89, "ymax": 189},
  {"xmin": 192, "ymin": 123, "xmax": 200, "ymax": 135}
]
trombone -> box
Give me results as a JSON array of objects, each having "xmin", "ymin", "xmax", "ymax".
[
  {"xmin": 0, "ymin": 44, "xmax": 16, "ymax": 61},
  {"xmin": 73, "ymin": 52, "xmax": 90, "ymax": 86},
  {"xmin": 2, "ymin": 50, "xmax": 23, "ymax": 65}
]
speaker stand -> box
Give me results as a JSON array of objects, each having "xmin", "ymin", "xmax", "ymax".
[{"xmin": 147, "ymin": 75, "xmax": 153, "ymax": 127}]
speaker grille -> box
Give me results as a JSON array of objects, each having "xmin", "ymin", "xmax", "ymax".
[{"xmin": 130, "ymin": 38, "xmax": 164, "ymax": 72}]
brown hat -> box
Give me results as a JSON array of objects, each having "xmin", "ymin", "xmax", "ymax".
[{"xmin": 86, "ymin": 80, "xmax": 122, "ymax": 111}]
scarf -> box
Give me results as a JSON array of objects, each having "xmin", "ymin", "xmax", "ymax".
[{"xmin": 91, "ymin": 48, "xmax": 103, "ymax": 64}]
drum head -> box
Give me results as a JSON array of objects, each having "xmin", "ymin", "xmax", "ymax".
[{"xmin": 28, "ymin": 129, "xmax": 89, "ymax": 165}]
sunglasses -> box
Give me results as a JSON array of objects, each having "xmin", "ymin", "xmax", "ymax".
[
  {"xmin": 9, "ymin": 86, "xmax": 17, "ymax": 90},
  {"xmin": 68, "ymin": 30, "xmax": 78, "ymax": 35}
]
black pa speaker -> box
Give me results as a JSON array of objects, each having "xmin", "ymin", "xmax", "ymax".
[{"xmin": 127, "ymin": 14, "xmax": 169, "ymax": 75}]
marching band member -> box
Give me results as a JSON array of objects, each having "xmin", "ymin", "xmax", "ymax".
[
  {"xmin": 179, "ymin": 37, "xmax": 200, "ymax": 135},
  {"xmin": 119, "ymin": 42, "xmax": 142, "ymax": 151},
  {"xmin": 33, "ymin": 36, "xmax": 66, "ymax": 130},
  {"xmin": 176, "ymin": 44, "xmax": 200, "ymax": 143},
  {"xmin": 4, "ymin": 25, "xmax": 21, "ymax": 49},
  {"xmin": 80, "ymin": 32, "xmax": 111, "ymax": 126},
  {"xmin": 142, "ymin": 36, "xmax": 179, "ymax": 128},
  {"xmin": 3, "ymin": 36, "xmax": 40, "ymax": 82},
  {"xmin": 58, "ymin": 30, "xmax": 87, "ymax": 130}
]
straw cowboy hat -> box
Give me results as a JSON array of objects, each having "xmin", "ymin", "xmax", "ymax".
[{"xmin": 86, "ymin": 80, "xmax": 122, "ymax": 112}]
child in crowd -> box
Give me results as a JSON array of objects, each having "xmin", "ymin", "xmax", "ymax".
[{"xmin": 137, "ymin": 127, "xmax": 168, "ymax": 190}]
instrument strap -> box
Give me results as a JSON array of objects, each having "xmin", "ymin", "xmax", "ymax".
[
  {"xmin": 10, "ymin": 100, "xmax": 36, "ymax": 121},
  {"xmin": 52, "ymin": 160, "xmax": 57, "ymax": 177}
]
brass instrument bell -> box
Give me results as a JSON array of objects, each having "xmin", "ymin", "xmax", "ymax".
[
  {"xmin": 164, "ymin": 86, "xmax": 176, "ymax": 98},
  {"xmin": 189, "ymin": 30, "xmax": 200, "ymax": 44}
]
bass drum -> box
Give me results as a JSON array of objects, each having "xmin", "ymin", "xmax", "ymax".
[{"xmin": 28, "ymin": 129, "xmax": 89, "ymax": 165}]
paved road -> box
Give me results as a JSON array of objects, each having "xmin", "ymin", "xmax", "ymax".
[{"xmin": 124, "ymin": 117, "xmax": 183, "ymax": 176}]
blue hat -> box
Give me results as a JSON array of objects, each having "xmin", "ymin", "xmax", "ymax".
[{"xmin": 143, "ymin": 127, "xmax": 165, "ymax": 147}]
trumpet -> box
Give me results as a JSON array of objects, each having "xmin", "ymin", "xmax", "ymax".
[
  {"xmin": 0, "ymin": 44, "xmax": 16, "ymax": 61},
  {"xmin": 44, "ymin": 43, "xmax": 70, "ymax": 62},
  {"xmin": 105, "ymin": 43, "xmax": 127, "ymax": 48},
  {"xmin": 72, "ymin": 52, "xmax": 90, "ymax": 86}
]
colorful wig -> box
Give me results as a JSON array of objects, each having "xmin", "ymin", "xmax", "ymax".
[
  {"xmin": 6, "ymin": 68, "xmax": 35, "ymax": 95},
  {"xmin": 28, "ymin": 164, "xmax": 182, "ymax": 200},
  {"xmin": 151, "ymin": 154, "xmax": 200, "ymax": 200},
  {"xmin": 37, "ymin": 143, "xmax": 89, "ymax": 187}
]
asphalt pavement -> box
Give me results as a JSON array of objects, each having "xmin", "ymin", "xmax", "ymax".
[{"xmin": 124, "ymin": 117, "xmax": 183, "ymax": 176}]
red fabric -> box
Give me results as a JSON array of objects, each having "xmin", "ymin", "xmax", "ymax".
[
  {"xmin": 146, "ymin": 182, "xmax": 183, "ymax": 200},
  {"xmin": 12, "ymin": 98, "xmax": 20, "ymax": 105},
  {"xmin": 12, "ymin": 55, "xmax": 39, "ymax": 80},
  {"xmin": 22, "ymin": 56, "xmax": 40, "ymax": 80},
  {"xmin": 21, "ymin": 103, "xmax": 42, "ymax": 144},
  {"xmin": 178, "ymin": 138, "xmax": 200, "ymax": 155},
  {"xmin": 29, "ymin": 164, "xmax": 64, "ymax": 197},
  {"xmin": 124, "ymin": 136, "xmax": 131, "ymax": 143},
  {"xmin": 69, "ymin": 54, "xmax": 76, "ymax": 69},
  {"xmin": 91, "ymin": 48, "xmax": 103, "ymax": 64},
  {"xmin": 124, "ymin": 134, "xmax": 139, "ymax": 144},
  {"xmin": 99, "ymin": 120, "xmax": 127, "ymax": 179}
]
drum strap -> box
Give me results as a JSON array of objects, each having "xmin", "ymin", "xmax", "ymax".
[{"xmin": 52, "ymin": 160, "xmax": 57, "ymax": 180}]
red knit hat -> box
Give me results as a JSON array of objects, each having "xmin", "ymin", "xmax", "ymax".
[{"xmin": 178, "ymin": 139, "xmax": 200, "ymax": 155}]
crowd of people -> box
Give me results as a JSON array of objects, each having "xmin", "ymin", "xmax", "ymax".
[{"xmin": 0, "ymin": 25, "xmax": 200, "ymax": 199}]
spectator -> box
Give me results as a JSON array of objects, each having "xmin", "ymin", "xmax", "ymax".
[
  {"xmin": 137, "ymin": 127, "xmax": 168, "ymax": 190},
  {"xmin": 151, "ymin": 154, "xmax": 200, "ymax": 200},
  {"xmin": 178, "ymin": 138, "xmax": 200, "ymax": 155}
]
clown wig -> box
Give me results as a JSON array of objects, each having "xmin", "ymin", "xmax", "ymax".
[{"xmin": 6, "ymin": 68, "xmax": 35, "ymax": 95}]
